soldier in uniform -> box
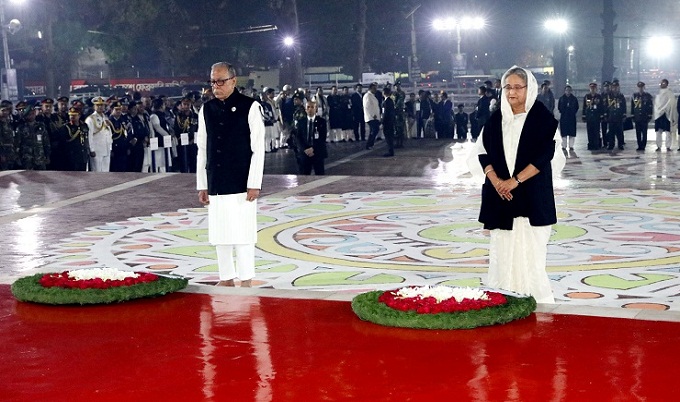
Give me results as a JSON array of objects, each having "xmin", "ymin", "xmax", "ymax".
[
  {"xmin": 12, "ymin": 100, "xmax": 27, "ymax": 131},
  {"xmin": 393, "ymin": 80, "xmax": 406, "ymax": 148},
  {"xmin": 109, "ymin": 101, "xmax": 129, "ymax": 172},
  {"xmin": 0, "ymin": 101, "xmax": 16, "ymax": 170},
  {"xmin": 631, "ymin": 81, "xmax": 653, "ymax": 151},
  {"xmin": 16, "ymin": 106, "xmax": 50, "ymax": 170},
  {"xmin": 582, "ymin": 83, "xmax": 603, "ymax": 150},
  {"xmin": 36, "ymin": 98, "xmax": 61, "ymax": 170},
  {"xmin": 603, "ymin": 80, "xmax": 627, "ymax": 150},
  {"xmin": 58, "ymin": 107, "xmax": 90, "ymax": 171},
  {"xmin": 126, "ymin": 101, "xmax": 149, "ymax": 172},
  {"xmin": 174, "ymin": 96, "xmax": 199, "ymax": 173},
  {"xmin": 600, "ymin": 81, "xmax": 611, "ymax": 147},
  {"xmin": 53, "ymin": 96, "xmax": 69, "ymax": 129},
  {"xmin": 85, "ymin": 97, "xmax": 113, "ymax": 172}
]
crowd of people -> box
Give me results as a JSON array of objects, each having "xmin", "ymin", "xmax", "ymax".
[
  {"xmin": 546, "ymin": 78, "xmax": 679, "ymax": 153},
  {"xmin": 0, "ymin": 91, "xmax": 206, "ymax": 173}
]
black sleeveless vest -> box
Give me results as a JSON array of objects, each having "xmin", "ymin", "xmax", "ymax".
[
  {"xmin": 478, "ymin": 102, "xmax": 558, "ymax": 230},
  {"xmin": 203, "ymin": 92, "xmax": 256, "ymax": 195}
]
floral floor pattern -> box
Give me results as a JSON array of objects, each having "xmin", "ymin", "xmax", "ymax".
[{"xmin": 42, "ymin": 188, "xmax": 680, "ymax": 310}]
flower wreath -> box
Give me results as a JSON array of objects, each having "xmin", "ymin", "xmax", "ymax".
[
  {"xmin": 352, "ymin": 285, "xmax": 536, "ymax": 330},
  {"xmin": 11, "ymin": 268, "xmax": 189, "ymax": 305}
]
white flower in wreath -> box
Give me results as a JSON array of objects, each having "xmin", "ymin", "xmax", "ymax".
[
  {"xmin": 231, "ymin": 107, "xmax": 236, "ymax": 112},
  {"xmin": 67, "ymin": 268, "xmax": 140, "ymax": 282},
  {"xmin": 394, "ymin": 285, "xmax": 489, "ymax": 303}
]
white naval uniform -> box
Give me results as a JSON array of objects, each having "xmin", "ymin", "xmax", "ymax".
[
  {"xmin": 85, "ymin": 112, "xmax": 113, "ymax": 172},
  {"xmin": 196, "ymin": 101, "xmax": 265, "ymax": 280}
]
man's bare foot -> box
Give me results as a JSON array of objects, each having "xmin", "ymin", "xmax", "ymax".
[
  {"xmin": 216, "ymin": 279, "xmax": 235, "ymax": 287},
  {"xmin": 241, "ymin": 279, "xmax": 252, "ymax": 288}
]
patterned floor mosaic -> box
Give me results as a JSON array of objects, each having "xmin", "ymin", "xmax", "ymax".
[{"xmin": 40, "ymin": 187, "xmax": 680, "ymax": 311}]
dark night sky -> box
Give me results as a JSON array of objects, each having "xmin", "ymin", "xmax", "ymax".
[{"xmin": 224, "ymin": 0, "xmax": 679, "ymax": 83}]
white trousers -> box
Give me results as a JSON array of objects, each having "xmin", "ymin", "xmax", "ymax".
[
  {"xmin": 90, "ymin": 155, "xmax": 110, "ymax": 172},
  {"xmin": 656, "ymin": 130, "xmax": 674, "ymax": 149},
  {"xmin": 216, "ymin": 244, "xmax": 255, "ymax": 281}
]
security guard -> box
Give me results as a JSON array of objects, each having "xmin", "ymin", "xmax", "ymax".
[
  {"xmin": 631, "ymin": 81, "xmax": 653, "ymax": 151},
  {"xmin": 582, "ymin": 82, "xmax": 603, "ymax": 150}
]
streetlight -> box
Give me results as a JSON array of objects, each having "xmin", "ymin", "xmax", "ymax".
[
  {"xmin": 544, "ymin": 17, "xmax": 569, "ymax": 97},
  {"xmin": 283, "ymin": 36, "xmax": 295, "ymax": 47},
  {"xmin": 433, "ymin": 16, "xmax": 485, "ymax": 75},
  {"xmin": 1, "ymin": 0, "xmax": 22, "ymax": 101},
  {"xmin": 647, "ymin": 36, "xmax": 672, "ymax": 69}
]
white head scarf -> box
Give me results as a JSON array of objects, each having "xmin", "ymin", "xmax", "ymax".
[
  {"xmin": 466, "ymin": 65, "xmax": 564, "ymax": 182},
  {"xmin": 500, "ymin": 65, "xmax": 538, "ymax": 125}
]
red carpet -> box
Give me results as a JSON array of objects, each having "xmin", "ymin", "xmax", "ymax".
[{"xmin": 2, "ymin": 284, "xmax": 679, "ymax": 401}]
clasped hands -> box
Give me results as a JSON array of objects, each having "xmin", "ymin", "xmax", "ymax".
[{"xmin": 494, "ymin": 178, "xmax": 518, "ymax": 201}]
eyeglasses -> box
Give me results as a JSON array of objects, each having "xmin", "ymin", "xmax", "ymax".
[
  {"xmin": 503, "ymin": 85, "xmax": 527, "ymax": 91},
  {"xmin": 208, "ymin": 76, "xmax": 234, "ymax": 87}
]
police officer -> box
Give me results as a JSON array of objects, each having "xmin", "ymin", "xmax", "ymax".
[
  {"xmin": 631, "ymin": 81, "xmax": 653, "ymax": 151},
  {"xmin": 0, "ymin": 101, "xmax": 16, "ymax": 170},
  {"xmin": 604, "ymin": 80, "xmax": 627, "ymax": 150},
  {"xmin": 57, "ymin": 107, "xmax": 90, "ymax": 171},
  {"xmin": 583, "ymin": 83, "xmax": 603, "ymax": 150}
]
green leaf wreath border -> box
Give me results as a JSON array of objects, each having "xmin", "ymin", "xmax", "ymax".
[
  {"xmin": 351, "ymin": 290, "xmax": 536, "ymax": 330},
  {"xmin": 11, "ymin": 273, "xmax": 189, "ymax": 305}
]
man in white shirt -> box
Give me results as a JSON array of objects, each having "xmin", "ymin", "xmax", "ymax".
[{"xmin": 363, "ymin": 83, "xmax": 381, "ymax": 150}]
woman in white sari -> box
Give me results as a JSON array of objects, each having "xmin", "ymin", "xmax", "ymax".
[{"xmin": 467, "ymin": 66, "xmax": 565, "ymax": 303}]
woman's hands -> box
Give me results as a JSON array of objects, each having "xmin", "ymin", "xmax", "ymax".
[{"xmin": 494, "ymin": 178, "xmax": 519, "ymax": 201}]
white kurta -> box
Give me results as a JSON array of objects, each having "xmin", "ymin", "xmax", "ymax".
[{"xmin": 196, "ymin": 101, "xmax": 265, "ymax": 245}]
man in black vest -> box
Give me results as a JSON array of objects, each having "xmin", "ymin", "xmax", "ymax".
[{"xmin": 197, "ymin": 62, "xmax": 265, "ymax": 288}]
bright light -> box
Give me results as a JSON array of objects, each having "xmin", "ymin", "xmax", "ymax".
[
  {"xmin": 283, "ymin": 36, "xmax": 294, "ymax": 47},
  {"xmin": 544, "ymin": 18, "xmax": 568, "ymax": 34},
  {"xmin": 567, "ymin": 45, "xmax": 575, "ymax": 52},
  {"xmin": 647, "ymin": 36, "xmax": 672, "ymax": 57},
  {"xmin": 433, "ymin": 16, "xmax": 485, "ymax": 31}
]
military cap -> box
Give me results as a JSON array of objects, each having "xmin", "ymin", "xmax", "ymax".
[
  {"xmin": 22, "ymin": 104, "xmax": 36, "ymax": 117},
  {"xmin": 293, "ymin": 92, "xmax": 305, "ymax": 100},
  {"xmin": 602, "ymin": 81, "xmax": 611, "ymax": 86},
  {"xmin": 91, "ymin": 96, "xmax": 106, "ymax": 105},
  {"xmin": 119, "ymin": 97, "xmax": 130, "ymax": 106},
  {"xmin": 611, "ymin": 80, "xmax": 620, "ymax": 86},
  {"xmin": 543, "ymin": 80, "xmax": 551, "ymax": 85},
  {"xmin": 15, "ymin": 100, "xmax": 27, "ymax": 110},
  {"xmin": 57, "ymin": 96, "xmax": 69, "ymax": 103},
  {"xmin": 637, "ymin": 81, "xmax": 645, "ymax": 88},
  {"xmin": 106, "ymin": 95, "xmax": 118, "ymax": 102},
  {"xmin": 111, "ymin": 101, "xmax": 122, "ymax": 109},
  {"xmin": 67, "ymin": 107, "xmax": 80, "ymax": 115},
  {"xmin": 0, "ymin": 99, "xmax": 12, "ymax": 107},
  {"xmin": 128, "ymin": 100, "xmax": 138, "ymax": 108},
  {"xmin": 42, "ymin": 98, "xmax": 54, "ymax": 105},
  {"xmin": 589, "ymin": 82, "xmax": 598, "ymax": 88},
  {"xmin": 71, "ymin": 99, "xmax": 84, "ymax": 107}
]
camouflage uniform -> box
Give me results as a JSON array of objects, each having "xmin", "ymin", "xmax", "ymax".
[
  {"xmin": 17, "ymin": 121, "xmax": 50, "ymax": 170},
  {"xmin": 0, "ymin": 119, "xmax": 16, "ymax": 170}
]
